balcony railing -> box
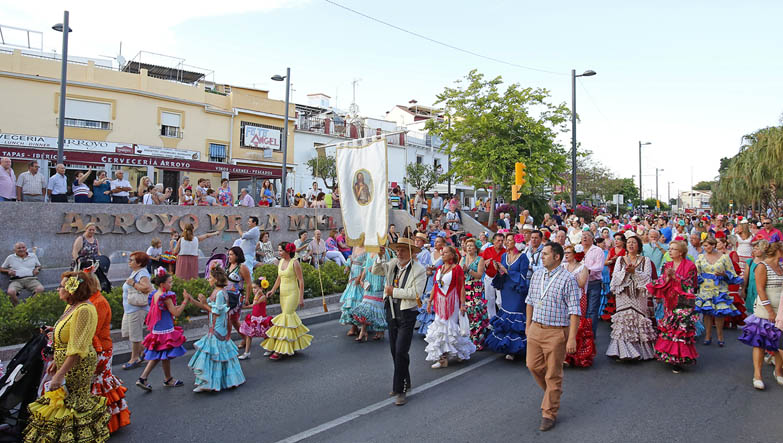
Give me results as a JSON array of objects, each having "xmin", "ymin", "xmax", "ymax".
[
  {"xmin": 296, "ymin": 115, "xmax": 365, "ymax": 139},
  {"xmin": 160, "ymin": 126, "xmax": 183, "ymax": 138},
  {"xmin": 60, "ymin": 118, "xmax": 113, "ymax": 130}
]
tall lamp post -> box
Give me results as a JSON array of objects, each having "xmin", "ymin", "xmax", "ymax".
[
  {"xmin": 53, "ymin": 11, "xmax": 72, "ymax": 165},
  {"xmin": 638, "ymin": 141, "xmax": 651, "ymax": 207},
  {"xmin": 570, "ymin": 69, "xmax": 596, "ymax": 210},
  {"xmin": 655, "ymin": 168, "xmax": 664, "ymax": 202},
  {"xmin": 272, "ymin": 68, "xmax": 291, "ymax": 207}
]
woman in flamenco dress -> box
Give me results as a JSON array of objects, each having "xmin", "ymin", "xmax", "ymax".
[
  {"xmin": 562, "ymin": 245, "xmax": 596, "ymax": 368},
  {"xmin": 646, "ymin": 240, "xmax": 700, "ymax": 374}
]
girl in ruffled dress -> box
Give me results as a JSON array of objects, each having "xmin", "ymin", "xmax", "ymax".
[
  {"xmin": 351, "ymin": 252, "xmax": 389, "ymax": 341},
  {"xmin": 136, "ymin": 268, "xmax": 189, "ymax": 391},
  {"xmin": 186, "ymin": 266, "xmax": 246, "ymax": 392},
  {"xmin": 340, "ymin": 246, "xmax": 367, "ymax": 336},
  {"xmin": 238, "ymin": 277, "xmax": 274, "ymax": 359}
]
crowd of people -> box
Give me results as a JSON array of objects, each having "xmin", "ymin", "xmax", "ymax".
[{"xmin": 5, "ymin": 178, "xmax": 783, "ymax": 438}]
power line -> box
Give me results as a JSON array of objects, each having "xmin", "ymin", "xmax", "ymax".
[
  {"xmin": 578, "ymin": 79, "xmax": 610, "ymax": 123},
  {"xmin": 324, "ymin": 0, "xmax": 567, "ymax": 76}
]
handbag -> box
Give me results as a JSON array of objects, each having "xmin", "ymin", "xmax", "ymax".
[
  {"xmin": 458, "ymin": 312, "xmax": 470, "ymax": 337},
  {"xmin": 126, "ymin": 271, "xmax": 149, "ymax": 307},
  {"xmin": 226, "ymin": 289, "xmax": 241, "ymax": 310}
]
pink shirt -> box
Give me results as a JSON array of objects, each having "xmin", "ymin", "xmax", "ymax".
[
  {"xmin": 0, "ymin": 166, "xmax": 15, "ymax": 200},
  {"xmin": 582, "ymin": 244, "xmax": 605, "ymax": 282},
  {"xmin": 240, "ymin": 193, "xmax": 254, "ymax": 207}
]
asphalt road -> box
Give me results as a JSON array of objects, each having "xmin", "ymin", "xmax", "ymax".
[{"xmin": 110, "ymin": 320, "xmax": 783, "ymax": 443}]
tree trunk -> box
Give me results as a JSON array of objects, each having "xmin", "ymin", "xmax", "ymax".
[{"xmin": 488, "ymin": 182, "xmax": 497, "ymax": 227}]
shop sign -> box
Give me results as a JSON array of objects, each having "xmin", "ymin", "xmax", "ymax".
[
  {"xmin": 243, "ymin": 126, "xmax": 281, "ymax": 150},
  {"xmin": 0, "ymin": 132, "xmax": 200, "ymax": 160}
]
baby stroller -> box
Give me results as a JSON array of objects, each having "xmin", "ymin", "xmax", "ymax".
[
  {"xmin": 205, "ymin": 247, "xmax": 228, "ymax": 276},
  {"xmin": 76, "ymin": 256, "xmax": 111, "ymax": 292},
  {"xmin": 0, "ymin": 331, "xmax": 48, "ymax": 442}
]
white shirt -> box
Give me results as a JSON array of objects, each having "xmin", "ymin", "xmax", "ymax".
[
  {"xmin": 2, "ymin": 253, "xmax": 41, "ymax": 278},
  {"xmin": 47, "ymin": 173, "xmax": 68, "ymax": 195},
  {"xmin": 239, "ymin": 226, "xmax": 260, "ymax": 262},
  {"xmin": 17, "ymin": 171, "xmax": 47, "ymax": 196},
  {"xmin": 179, "ymin": 238, "xmax": 199, "ymax": 256},
  {"xmin": 111, "ymin": 178, "xmax": 131, "ymax": 197}
]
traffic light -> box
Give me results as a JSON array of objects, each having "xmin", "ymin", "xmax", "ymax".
[
  {"xmin": 512, "ymin": 185, "xmax": 522, "ymax": 201},
  {"xmin": 515, "ymin": 162, "xmax": 527, "ymax": 187}
]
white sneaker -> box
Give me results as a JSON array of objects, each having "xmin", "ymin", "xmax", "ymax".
[
  {"xmin": 775, "ymin": 374, "xmax": 783, "ymax": 386},
  {"xmin": 263, "ymin": 351, "xmax": 272, "ymax": 356},
  {"xmin": 431, "ymin": 361, "xmax": 444, "ymax": 369},
  {"xmin": 238, "ymin": 352, "xmax": 250, "ymax": 360},
  {"xmin": 753, "ymin": 379, "xmax": 765, "ymax": 390}
]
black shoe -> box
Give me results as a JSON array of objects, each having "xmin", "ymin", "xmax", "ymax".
[{"xmin": 539, "ymin": 417, "xmax": 555, "ymax": 432}]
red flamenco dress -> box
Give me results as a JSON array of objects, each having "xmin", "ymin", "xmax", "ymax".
[
  {"xmin": 89, "ymin": 291, "xmax": 131, "ymax": 433},
  {"xmin": 724, "ymin": 251, "xmax": 747, "ymax": 329},
  {"xmin": 601, "ymin": 247, "xmax": 626, "ymax": 321},
  {"xmin": 564, "ymin": 264, "xmax": 596, "ymax": 367},
  {"xmin": 646, "ymin": 259, "xmax": 699, "ymax": 367}
]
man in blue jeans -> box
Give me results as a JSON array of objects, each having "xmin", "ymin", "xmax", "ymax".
[{"xmin": 581, "ymin": 231, "xmax": 605, "ymax": 337}]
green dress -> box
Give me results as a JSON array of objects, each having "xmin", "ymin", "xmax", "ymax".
[{"xmin": 745, "ymin": 259, "xmax": 758, "ymax": 315}]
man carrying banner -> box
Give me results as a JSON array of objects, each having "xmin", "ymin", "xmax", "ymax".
[{"xmin": 372, "ymin": 238, "xmax": 426, "ymax": 406}]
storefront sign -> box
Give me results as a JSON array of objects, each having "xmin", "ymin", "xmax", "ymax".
[
  {"xmin": 243, "ymin": 126, "xmax": 281, "ymax": 150},
  {"xmin": 0, "ymin": 146, "xmax": 281, "ymax": 178},
  {"xmin": 58, "ymin": 212, "xmax": 337, "ymax": 234},
  {"xmin": 0, "ymin": 132, "xmax": 200, "ymax": 160}
]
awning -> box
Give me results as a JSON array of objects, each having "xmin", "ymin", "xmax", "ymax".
[{"xmin": 0, "ymin": 146, "xmax": 281, "ymax": 178}]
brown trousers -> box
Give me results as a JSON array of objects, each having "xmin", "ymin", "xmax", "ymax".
[{"xmin": 526, "ymin": 322, "xmax": 568, "ymax": 420}]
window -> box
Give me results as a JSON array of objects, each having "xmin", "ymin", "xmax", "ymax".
[
  {"xmin": 416, "ymin": 155, "xmax": 423, "ymax": 165},
  {"xmin": 64, "ymin": 99, "xmax": 111, "ymax": 130},
  {"xmin": 434, "ymin": 158, "xmax": 441, "ymax": 171},
  {"xmin": 161, "ymin": 111, "xmax": 182, "ymax": 138},
  {"xmin": 209, "ymin": 143, "xmax": 227, "ymax": 163}
]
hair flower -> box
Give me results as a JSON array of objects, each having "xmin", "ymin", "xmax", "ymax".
[{"xmin": 64, "ymin": 276, "xmax": 82, "ymax": 294}]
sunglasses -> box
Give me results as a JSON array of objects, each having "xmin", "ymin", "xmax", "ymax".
[{"xmin": 763, "ymin": 222, "xmax": 772, "ymax": 225}]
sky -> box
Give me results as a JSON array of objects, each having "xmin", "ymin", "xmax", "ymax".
[{"xmin": 2, "ymin": 0, "xmax": 782, "ymax": 201}]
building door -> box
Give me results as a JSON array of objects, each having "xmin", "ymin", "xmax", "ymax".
[{"xmin": 163, "ymin": 170, "xmax": 179, "ymax": 203}]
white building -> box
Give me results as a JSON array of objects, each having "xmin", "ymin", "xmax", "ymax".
[{"xmin": 679, "ymin": 190, "xmax": 712, "ymax": 212}]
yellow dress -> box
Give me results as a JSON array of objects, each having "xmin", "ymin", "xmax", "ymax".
[
  {"xmin": 261, "ymin": 259, "xmax": 313, "ymax": 355},
  {"xmin": 24, "ymin": 302, "xmax": 110, "ymax": 443}
]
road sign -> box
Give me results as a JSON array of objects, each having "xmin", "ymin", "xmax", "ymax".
[{"xmin": 612, "ymin": 194, "xmax": 624, "ymax": 205}]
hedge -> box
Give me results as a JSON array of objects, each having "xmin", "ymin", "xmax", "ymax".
[{"xmin": 0, "ymin": 261, "xmax": 348, "ymax": 347}]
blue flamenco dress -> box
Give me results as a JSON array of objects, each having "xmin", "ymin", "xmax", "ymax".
[
  {"xmin": 188, "ymin": 290, "xmax": 246, "ymax": 392},
  {"xmin": 485, "ymin": 252, "xmax": 530, "ymax": 355},
  {"xmin": 340, "ymin": 253, "xmax": 367, "ymax": 325},
  {"xmin": 142, "ymin": 291, "xmax": 187, "ymax": 361},
  {"xmin": 694, "ymin": 254, "xmax": 742, "ymax": 317},
  {"xmin": 417, "ymin": 256, "xmax": 442, "ymax": 336},
  {"xmin": 351, "ymin": 254, "xmax": 388, "ymax": 332}
]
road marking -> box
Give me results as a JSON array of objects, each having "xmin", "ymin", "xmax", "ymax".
[{"xmin": 275, "ymin": 354, "xmax": 502, "ymax": 443}]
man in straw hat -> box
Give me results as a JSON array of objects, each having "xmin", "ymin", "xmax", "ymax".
[{"xmin": 372, "ymin": 237, "xmax": 426, "ymax": 406}]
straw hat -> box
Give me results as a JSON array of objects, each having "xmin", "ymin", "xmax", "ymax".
[{"xmin": 389, "ymin": 237, "xmax": 422, "ymax": 254}]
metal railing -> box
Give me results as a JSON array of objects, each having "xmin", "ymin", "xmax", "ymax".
[
  {"xmin": 160, "ymin": 126, "xmax": 183, "ymax": 138},
  {"xmin": 58, "ymin": 118, "xmax": 113, "ymax": 130}
]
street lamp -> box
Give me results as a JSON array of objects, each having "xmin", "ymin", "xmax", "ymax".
[
  {"xmin": 570, "ymin": 69, "xmax": 596, "ymax": 210},
  {"xmin": 272, "ymin": 68, "xmax": 291, "ymax": 207},
  {"xmin": 638, "ymin": 141, "xmax": 651, "ymax": 206},
  {"xmin": 656, "ymin": 168, "xmax": 664, "ymax": 202},
  {"xmin": 53, "ymin": 11, "xmax": 72, "ymax": 165}
]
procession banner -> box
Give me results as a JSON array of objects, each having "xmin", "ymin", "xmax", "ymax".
[{"xmin": 336, "ymin": 139, "xmax": 388, "ymax": 251}]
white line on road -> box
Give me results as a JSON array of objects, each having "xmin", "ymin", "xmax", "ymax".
[{"xmin": 275, "ymin": 354, "xmax": 502, "ymax": 443}]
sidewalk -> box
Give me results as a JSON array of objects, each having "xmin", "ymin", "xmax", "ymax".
[{"xmin": 0, "ymin": 294, "xmax": 343, "ymax": 363}]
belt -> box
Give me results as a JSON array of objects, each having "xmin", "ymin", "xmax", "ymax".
[
  {"xmin": 23, "ymin": 193, "xmax": 42, "ymax": 196},
  {"xmin": 533, "ymin": 321, "xmax": 567, "ymax": 329}
]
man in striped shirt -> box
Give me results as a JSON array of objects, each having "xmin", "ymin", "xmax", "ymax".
[{"xmin": 525, "ymin": 241, "xmax": 581, "ymax": 432}]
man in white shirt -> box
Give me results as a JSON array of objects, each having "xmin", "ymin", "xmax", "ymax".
[
  {"xmin": 239, "ymin": 188, "xmax": 254, "ymax": 207},
  {"xmin": 47, "ymin": 163, "xmax": 69, "ymax": 202},
  {"xmin": 1, "ymin": 242, "xmax": 44, "ymax": 305},
  {"xmin": 0, "ymin": 157, "xmax": 16, "ymax": 201},
  {"xmin": 430, "ymin": 191, "xmax": 443, "ymax": 218},
  {"xmin": 525, "ymin": 230, "xmax": 545, "ymax": 280},
  {"xmin": 236, "ymin": 216, "xmax": 260, "ymax": 269},
  {"xmin": 306, "ymin": 181, "xmax": 319, "ymax": 202},
  {"xmin": 110, "ymin": 170, "xmax": 132, "ymax": 204},
  {"xmin": 16, "ymin": 161, "xmax": 47, "ymax": 202}
]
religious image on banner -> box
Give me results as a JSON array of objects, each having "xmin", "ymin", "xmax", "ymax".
[{"xmin": 336, "ymin": 139, "xmax": 388, "ymax": 251}]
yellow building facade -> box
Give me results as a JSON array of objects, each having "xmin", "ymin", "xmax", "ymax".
[{"xmin": 0, "ymin": 49, "xmax": 293, "ymax": 202}]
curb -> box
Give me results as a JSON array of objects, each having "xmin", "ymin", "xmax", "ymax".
[{"xmin": 111, "ymin": 306, "xmax": 341, "ymax": 364}]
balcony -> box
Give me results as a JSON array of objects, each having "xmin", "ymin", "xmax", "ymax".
[
  {"xmin": 59, "ymin": 118, "xmax": 113, "ymax": 130},
  {"xmin": 296, "ymin": 115, "xmax": 364, "ymax": 139}
]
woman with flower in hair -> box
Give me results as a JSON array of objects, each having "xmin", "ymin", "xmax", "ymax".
[
  {"xmin": 262, "ymin": 242, "xmax": 312, "ymax": 360},
  {"xmin": 695, "ymin": 236, "xmax": 741, "ymax": 346},
  {"xmin": 24, "ymin": 272, "xmax": 110, "ymax": 442},
  {"xmin": 135, "ymin": 268, "xmax": 189, "ymax": 391},
  {"xmin": 238, "ymin": 277, "xmax": 274, "ymax": 359}
]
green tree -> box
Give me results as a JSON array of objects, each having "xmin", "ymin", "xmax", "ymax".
[
  {"xmin": 693, "ymin": 180, "xmax": 715, "ymax": 191},
  {"xmin": 603, "ymin": 177, "xmax": 640, "ymax": 204},
  {"xmin": 425, "ymin": 70, "xmax": 571, "ymax": 225},
  {"xmin": 405, "ymin": 162, "xmax": 445, "ymax": 194},
  {"xmin": 305, "ymin": 154, "xmax": 338, "ymax": 191}
]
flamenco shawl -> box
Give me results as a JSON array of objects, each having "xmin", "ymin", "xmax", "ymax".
[
  {"xmin": 145, "ymin": 295, "xmax": 163, "ymax": 332},
  {"xmin": 432, "ymin": 265, "xmax": 464, "ymax": 319},
  {"xmin": 647, "ymin": 260, "xmax": 697, "ymax": 312}
]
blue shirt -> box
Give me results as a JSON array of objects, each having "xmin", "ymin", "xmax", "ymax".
[
  {"xmin": 47, "ymin": 173, "xmax": 68, "ymax": 195},
  {"xmin": 92, "ymin": 181, "xmax": 111, "ymax": 203},
  {"xmin": 122, "ymin": 268, "xmax": 151, "ymax": 314}
]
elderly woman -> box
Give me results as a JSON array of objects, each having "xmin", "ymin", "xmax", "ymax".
[
  {"xmin": 606, "ymin": 232, "xmax": 657, "ymax": 361},
  {"xmin": 695, "ymin": 236, "xmax": 742, "ymax": 346},
  {"xmin": 646, "ymin": 240, "xmax": 699, "ymax": 373},
  {"xmin": 91, "ymin": 170, "xmax": 112, "ymax": 203},
  {"xmin": 121, "ymin": 251, "xmax": 153, "ymax": 370},
  {"xmin": 23, "ymin": 272, "xmax": 111, "ymax": 442},
  {"xmin": 324, "ymin": 229, "xmax": 346, "ymax": 266},
  {"xmin": 256, "ymin": 231, "xmax": 278, "ymax": 266}
]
